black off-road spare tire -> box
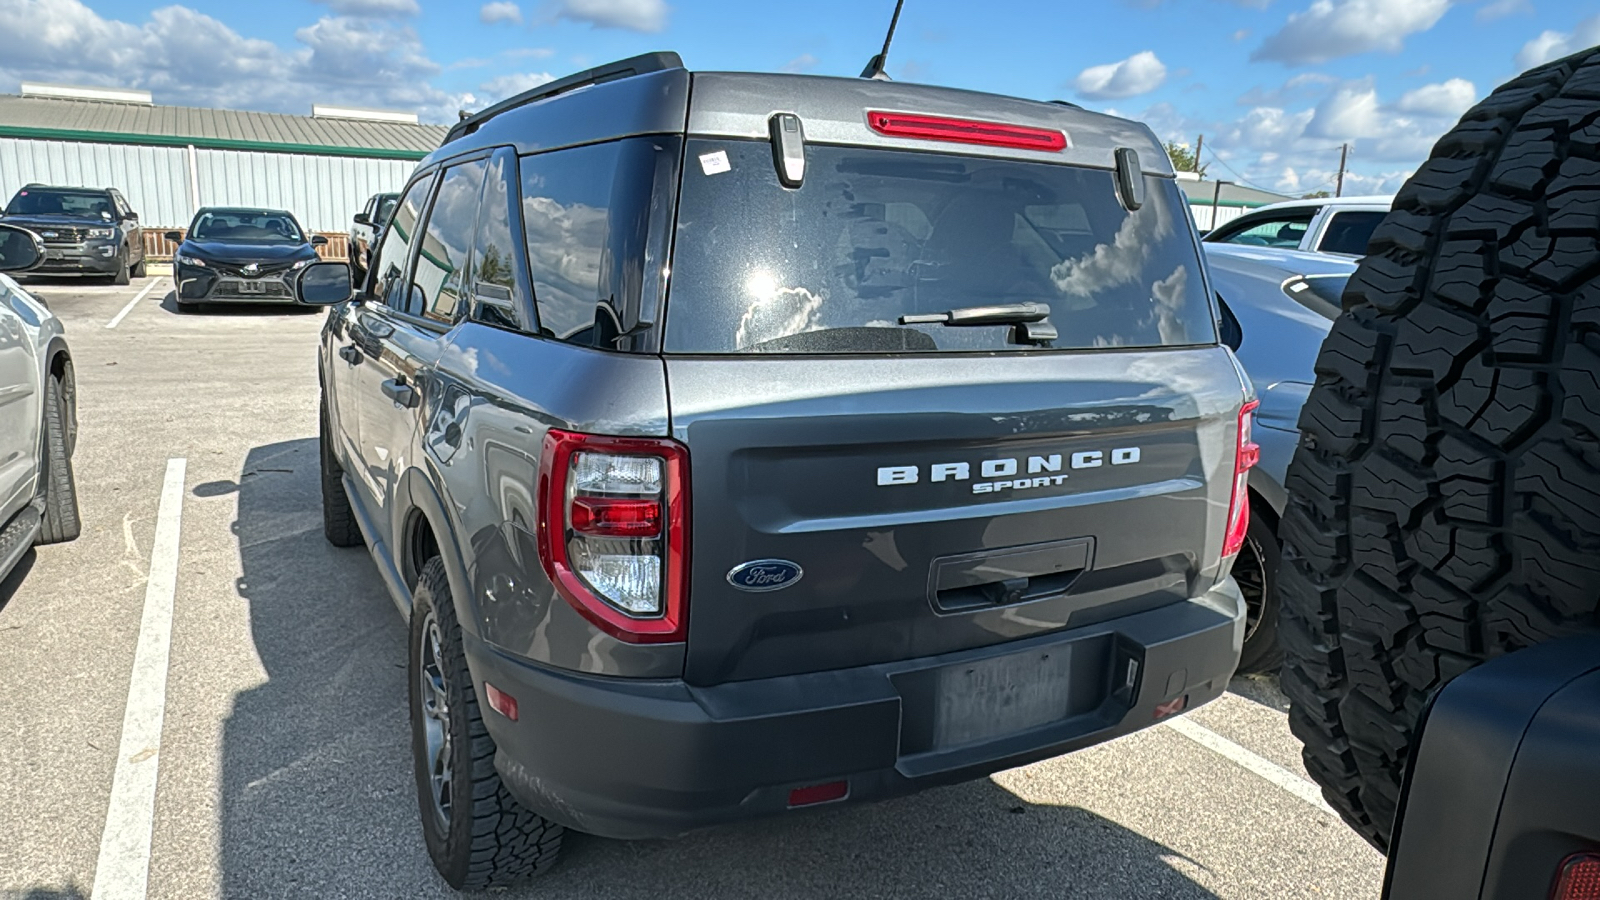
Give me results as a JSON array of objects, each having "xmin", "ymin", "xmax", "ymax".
[{"xmin": 1279, "ymin": 46, "xmax": 1600, "ymax": 852}]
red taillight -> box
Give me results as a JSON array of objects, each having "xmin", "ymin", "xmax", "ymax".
[
  {"xmin": 788, "ymin": 780, "xmax": 849, "ymax": 808},
  {"xmin": 571, "ymin": 496, "xmax": 662, "ymax": 537},
  {"xmin": 866, "ymin": 111, "xmax": 1068, "ymax": 152},
  {"xmin": 1554, "ymin": 853, "xmax": 1600, "ymax": 900},
  {"xmin": 1222, "ymin": 400, "xmax": 1260, "ymax": 559},
  {"xmin": 536, "ymin": 429, "xmax": 689, "ymax": 644},
  {"xmin": 483, "ymin": 682, "xmax": 518, "ymax": 721}
]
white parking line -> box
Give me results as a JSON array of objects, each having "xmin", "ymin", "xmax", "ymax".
[
  {"xmin": 1164, "ymin": 715, "xmax": 1338, "ymax": 817},
  {"xmin": 106, "ymin": 279, "xmax": 165, "ymax": 329},
  {"xmin": 92, "ymin": 458, "xmax": 187, "ymax": 900}
]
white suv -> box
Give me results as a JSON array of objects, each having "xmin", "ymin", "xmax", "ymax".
[
  {"xmin": 0, "ymin": 223, "xmax": 79, "ymax": 588},
  {"xmin": 1203, "ymin": 195, "xmax": 1393, "ymax": 257}
]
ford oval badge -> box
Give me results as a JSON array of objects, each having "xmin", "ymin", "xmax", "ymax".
[{"xmin": 727, "ymin": 559, "xmax": 804, "ymax": 593}]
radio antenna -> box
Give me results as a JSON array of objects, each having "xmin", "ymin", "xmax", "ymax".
[{"xmin": 859, "ymin": 0, "xmax": 907, "ymax": 80}]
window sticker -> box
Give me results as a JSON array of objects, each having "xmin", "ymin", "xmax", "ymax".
[{"xmin": 698, "ymin": 150, "xmax": 731, "ymax": 176}]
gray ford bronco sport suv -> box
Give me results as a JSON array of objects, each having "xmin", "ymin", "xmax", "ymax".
[{"xmin": 303, "ymin": 52, "xmax": 1257, "ymax": 890}]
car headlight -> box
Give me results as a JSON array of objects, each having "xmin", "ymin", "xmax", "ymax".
[
  {"xmin": 177, "ymin": 254, "xmax": 207, "ymax": 267},
  {"xmin": 291, "ymin": 258, "xmax": 313, "ymax": 271},
  {"xmin": 86, "ymin": 228, "xmax": 114, "ymax": 239}
]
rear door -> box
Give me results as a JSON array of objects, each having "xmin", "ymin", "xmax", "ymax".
[{"xmin": 662, "ymin": 139, "xmax": 1244, "ymax": 686}]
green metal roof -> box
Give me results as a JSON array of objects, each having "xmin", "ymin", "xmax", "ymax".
[{"xmin": 0, "ymin": 94, "xmax": 447, "ymax": 161}]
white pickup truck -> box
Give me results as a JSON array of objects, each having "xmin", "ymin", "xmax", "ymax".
[
  {"xmin": 0, "ymin": 223, "xmax": 79, "ymax": 589},
  {"xmin": 347, "ymin": 191, "xmax": 399, "ymax": 284},
  {"xmin": 1202, "ymin": 195, "xmax": 1393, "ymax": 257}
]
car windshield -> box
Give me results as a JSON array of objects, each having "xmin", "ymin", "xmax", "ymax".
[
  {"xmin": 4, "ymin": 189, "xmax": 115, "ymax": 219},
  {"xmin": 663, "ymin": 140, "xmax": 1217, "ymax": 354},
  {"xmin": 190, "ymin": 211, "xmax": 304, "ymax": 244}
]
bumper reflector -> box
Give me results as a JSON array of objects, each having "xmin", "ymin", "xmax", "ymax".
[
  {"xmin": 788, "ymin": 780, "xmax": 849, "ymax": 808},
  {"xmin": 484, "ymin": 682, "xmax": 518, "ymax": 722},
  {"xmin": 1153, "ymin": 695, "xmax": 1188, "ymax": 720}
]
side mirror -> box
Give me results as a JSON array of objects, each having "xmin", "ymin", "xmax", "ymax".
[
  {"xmin": 125, "ymin": 211, "xmax": 139, "ymax": 222},
  {"xmin": 0, "ymin": 223, "xmax": 45, "ymax": 273},
  {"xmin": 296, "ymin": 261, "xmax": 354, "ymax": 306},
  {"xmin": 353, "ymin": 213, "xmax": 372, "ymax": 226},
  {"xmin": 164, "ymin": 231, "xmax": 183, "ymax": 243},
  {"xmin": 311, "ymin": 235, "xmax": 329, "ymax": 247}
]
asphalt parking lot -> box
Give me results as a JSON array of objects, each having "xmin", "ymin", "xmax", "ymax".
[{"xmin": 0, "ymin": 274, "xmax": 1385, "ymax": 900}]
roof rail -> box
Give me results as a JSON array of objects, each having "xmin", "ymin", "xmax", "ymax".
[{"xmin": 444, "ymin": 51, "xmax": 685, "ymax": 145}]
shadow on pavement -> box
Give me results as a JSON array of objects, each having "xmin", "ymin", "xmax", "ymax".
[
  {"xmin": 156, "ymin": 292, "xmax": 319, "ymax": 317},
  {"xmin": 219, "ymin": 439, "xmax": 1221, "ymax": 900},
  {"xmin": 0, "ymin": 887, "xmax": 89, "ymax": 900}
]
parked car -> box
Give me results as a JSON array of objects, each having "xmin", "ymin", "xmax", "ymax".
[
  {"xmin": 1203, "ymin": 195, "xmax": 1392, "ymax": 257},
  {"xmin": 1204, "ymin": 243, "xmax": 1358, "ymax": 673},
  {"xmin": 349, "ymin": 192, "xmax": 399, "ymax": 284},
  {"xmin": 298, "ymin": 52, "xmax": 1257, "ymax": 890},
  {"xmin": 0, "ymin": 223, "xmax": 80, "ymax": 588},
  {"xmin": 0, "ymin": 184, "xmax": 147, "ymax": 284},
  {"xmin": 168, "ymin": 208, "xmax": 326, "ymax": 312}
]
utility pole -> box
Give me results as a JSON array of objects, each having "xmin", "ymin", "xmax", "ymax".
[
  {"xmin": 1336, "ymin": 142, "xmax": 1349, "ymax": 197},
  {"xmin": 1193, "ymin": 134, "xmax": 1204, "ymax": 173},
  {"xmin": 1210, "ymin": 180, "xmax": 1230, "ymax": 233}
]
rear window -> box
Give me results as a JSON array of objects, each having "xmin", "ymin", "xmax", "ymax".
[
  {"xmin": 1317, "ymin": 210, "xmax": 1386, "ymax": 256},
  {"xmin": 663, "ymin": 140, "xmax": 1216, "ymax": 354}
]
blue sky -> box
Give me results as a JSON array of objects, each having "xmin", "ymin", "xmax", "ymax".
[{"xmin": 1, "ymin": 0, "xmax": 1595, "ymax": 195}]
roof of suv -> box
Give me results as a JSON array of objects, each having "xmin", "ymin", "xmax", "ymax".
[
  {"xmin": 1241, "ymin": 195, "xmax": 1394, "ymax": 215},
  {"xmin": 427, "ymin": 53, "xmax": 1173, "ymax": 177}
]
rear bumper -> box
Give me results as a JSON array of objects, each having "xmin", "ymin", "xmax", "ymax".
[{"xmin": 466, "ymin": 580, "xmax": 1245, "ymax": 840}]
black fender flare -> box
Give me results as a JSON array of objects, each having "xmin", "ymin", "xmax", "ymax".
[{"xmin": 396, "ymin": 464, "xmax": 479, "ymax": 639}]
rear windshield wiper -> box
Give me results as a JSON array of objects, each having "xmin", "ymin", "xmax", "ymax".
[{"xmin": 899, "ymin": 302, "xmax": 1050, "ymax": 327}]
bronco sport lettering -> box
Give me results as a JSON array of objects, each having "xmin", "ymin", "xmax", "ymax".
[{"xmin": 877, "ymin": 448, "xmax": 1144, "ymax": 493}]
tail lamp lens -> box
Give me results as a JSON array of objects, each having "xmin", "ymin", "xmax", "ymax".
[
  {"xmin": 537, "ymin": 431, "xmax": 689, "ymax": 643},
  {"xmin": 1222, "ymin": 400, "xmax": 1260, "ymax": 558},
  {"xmin": 1555, "ymin": 853, "xmax": 1600, "ymax": 900}
]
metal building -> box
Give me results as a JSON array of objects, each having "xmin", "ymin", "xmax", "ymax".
[
  {"xmin": 0, "ymin": 83, "xmax": 446, "ymax": 235},
  {"xmin": 1177, "ymin": 174, "xmax": 1290, "ymax": 232}
]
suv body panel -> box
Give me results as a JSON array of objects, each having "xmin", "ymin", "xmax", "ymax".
[{"xmin": 323, "ymin": 59, "xmax": 1252, "ymax": 840}]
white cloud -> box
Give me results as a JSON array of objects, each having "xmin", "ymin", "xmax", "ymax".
[
  {"xmin": 0, "ymin": 0, "xmax": 469, "ymax": 123},
  {"xmin": 479, "ymin": 2, "xmax": 522, "ymax": 24},
  {"xmin": 1515, "ymin": 15, "xmax": 1600, "ymax": 70},
  {"xmin": 1253, "ymin": 0, "xmax": 1451, "ymax": 65},
  {"xmin": 310, "ymin": 0, "xmax": 419, "ymax": 17},
  {"xmin": 549, "ymin": 0, "xmax": 668, "ymax": 32},
  {"xmin": 1394, "ymin": 78, "xmax": 1477, "ymax": 118},
  {"xmin": 1476, "ymin": 0, "xmax": 1529, "ymax": 21},
  {"xmin": 783, "ymin": 53, "xmax": 818, "ymax": 74},
  {"xmin": 1074, "ymin": 51, "xmax": 1168, "ymax": 100},
  {"xmin": 477, "ymin": 71, "xmax": 555, "ymax": 101},
  {"xmin": 1307, "ymin": 83, "xmax": 1385, "ymax": 139}
]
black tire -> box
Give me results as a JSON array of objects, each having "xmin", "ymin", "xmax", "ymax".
[
  {"xmin": 1279, "ymin": 47, "xmax": 1600, "ymax": 853},
  {"xmin": 410, "ymin": 558, "xmax": 563, "ymax": 890},
  {"xmin": 130, "ymin": 257, "xmax": 146, "ymax": 279},
  {"xmin": 37, "ymin": 370, "xmax": 80, "ymax": 545},
  {"xmin": 111, "ymin": 253, "xmax": 130, "ymax": 286},
  {"xmin": 320, "ymin": 394, "xmax": 363, "ymax": 548},
  {"xmin": 1234, "ymin": 507, "xmax": 1284, "ymax": 674}
]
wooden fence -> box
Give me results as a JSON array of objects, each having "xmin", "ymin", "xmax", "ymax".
[{"xmin": 142, "ymin": 230, "xmax": 349, "ymax": 262}]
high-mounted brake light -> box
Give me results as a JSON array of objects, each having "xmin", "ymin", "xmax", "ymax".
[
  {"xmin": 1554, "ymin": 853, "xmax": 1600, "ymax": 900},
  {"xmin": 866, "ymin": 111, "xmax": 1068, "ymax": 152},
  {"xmin": 536, "ymin": 430, "xmax": 689, "ymax": 644},
  {"xmin": 1222, "ymin": 400, "xmax": 1260, "ymax": 559}
]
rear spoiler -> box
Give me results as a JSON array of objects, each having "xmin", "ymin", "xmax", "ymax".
[{"xmin": 444, "ymin": 51, "xmax": 685, "ymax": 146}]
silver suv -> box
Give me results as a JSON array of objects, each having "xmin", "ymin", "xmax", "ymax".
[{"xmin": 295, "ymin": 53, "xmax": 1256, "ymax": 890}]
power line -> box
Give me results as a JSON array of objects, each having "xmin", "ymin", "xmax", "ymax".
[{"xmin": 1199, "ymin": 146, "xmax": 1282, "ymax": 194}]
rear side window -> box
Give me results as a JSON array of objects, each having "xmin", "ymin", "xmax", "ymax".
[
  {"xmin": 408, "ymin": 159, "xmax": 487, "ymax": 324},
  {"xmin": 372, "ymin": 175, "xmax": 433, "ymax": 308},
  {"xmin": 520, "ymin": 142, "xmax": 618, "ymax": 344},
  {"xmin": 1317, "ymin": 210, "xmax": 1386, "ymax": 256},
  {"xmin": 470, "ymin": 151, "xmax": 524, "ymax": 331},
  {"xmin": 663, "ymin": 140, "xmax": 1216, "ymax": 354}
]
